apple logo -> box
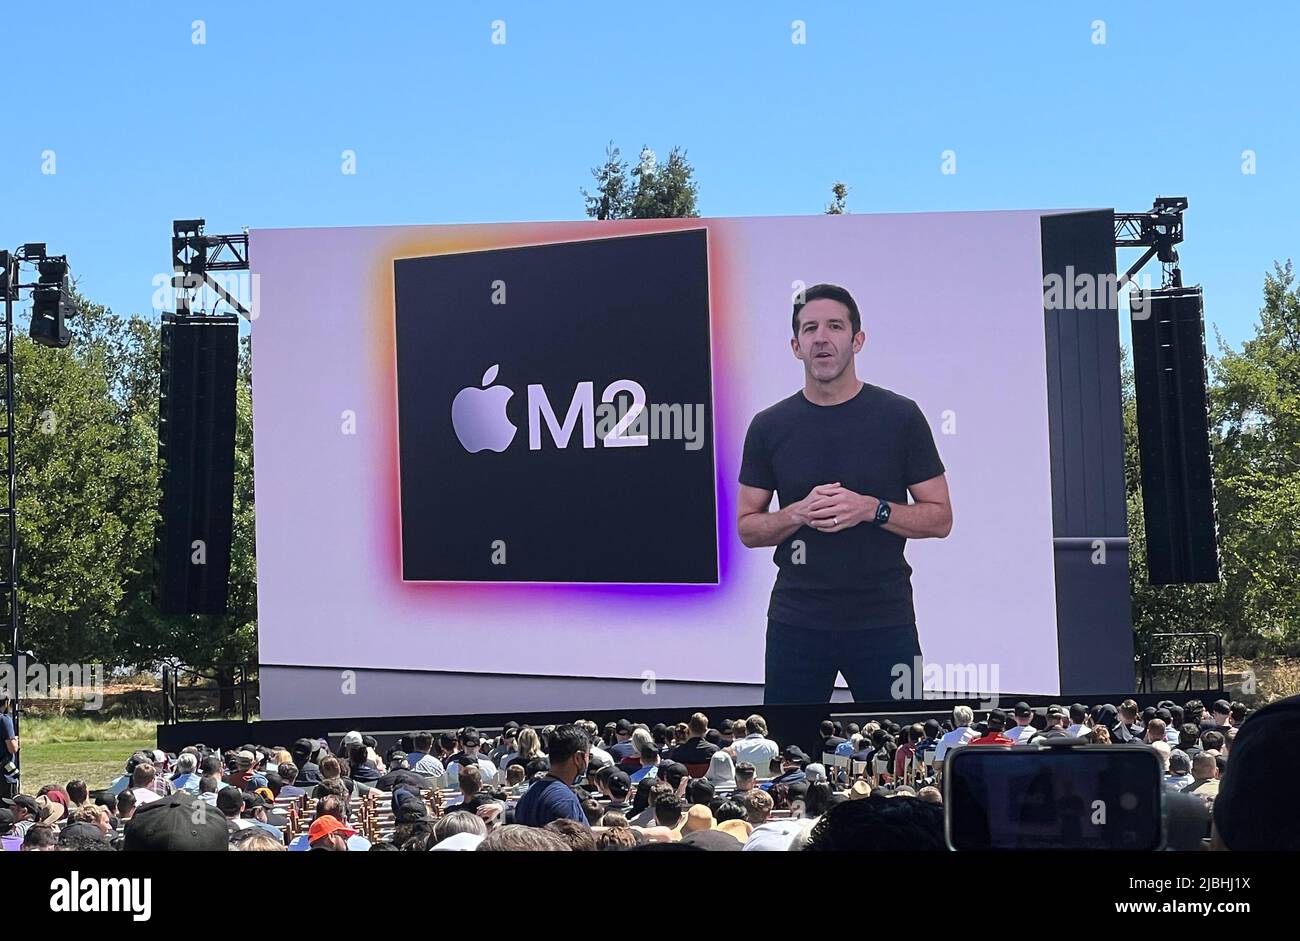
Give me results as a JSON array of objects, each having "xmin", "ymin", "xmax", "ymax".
[{"xmin": 451, "ymin": 364, "xmax": 517, "ymax": 453}]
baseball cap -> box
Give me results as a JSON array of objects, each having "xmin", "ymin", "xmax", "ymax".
[
  {"xmin": 341, "ymin": 730, "xmax": 364, "ymax": 748},
  {"xmin": 462, "ymin": 731, "xmax": 481, "ymax": 746},
  {"xmin": 615, "ymin": 718, "xmax": 633, "ymax": 734},
  {"xmin": 804, "ymin": 763, "xmax": 827, "ymax": 783},
  {"xmin": 123, "ymin": 791, "xmax": 230, "ymax": 851},
  {"xmin": 987, "ymin": 709, "xmax": 1009, "ymax": 729},
  {"xmin": 0, "ymin": 808, "xmax": 14, "ymax": 829},
  {"xmin": 5, "ymin": 794, "xmax": 39, "ymax": 817},
  {"xmin": 781, "ymin": 745, "xmax": 809, "ymax": 763},
  {"xmin": 1014, "ymin": 702, "xmax": 1033, "ymax": 718},
  {"xmin": 1046, "ymin": 705, "xmax": 1069, "ymax": 719},
  {"xmin": 1168, "ymin": 749, "xmax": 1192, "ymax": 774},
  {"xmin": 308, "ymin": 816, "xmax": 356, "ymax": 843},
  {"xmin": 236, "ymin": 750, "xmax": 256, "ymax": 765},
  {"xmin": 216, "ymin": 786, "xmax": 245, "ymax": 815}
]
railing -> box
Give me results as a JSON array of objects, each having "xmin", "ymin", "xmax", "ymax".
[
  {"xmin": 1138, "ymin": 632, "xmax": 1224, "ymax": 694},
  {"xmin": 161, "ymin": 660, "xmax": 256, "ymax": 724}
]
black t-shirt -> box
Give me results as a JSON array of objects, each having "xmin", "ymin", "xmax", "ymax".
[{"xmin": 739, "ymin": 383, "xmax": 945, "ymax": 629}]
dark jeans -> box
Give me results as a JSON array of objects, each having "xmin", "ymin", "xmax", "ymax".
[{"xmin": 763, "ymin": 618, "xmax": 923, "ymax": 704}]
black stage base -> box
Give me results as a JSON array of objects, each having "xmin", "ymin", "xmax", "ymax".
[{"xmin": 157, "ymin": 690, "xmax": 1225, "ymax": 758}]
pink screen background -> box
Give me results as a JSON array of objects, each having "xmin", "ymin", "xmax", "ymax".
[{"xmin": 250, "ymin": 211, "xmax": 1062, "ymax": 694}]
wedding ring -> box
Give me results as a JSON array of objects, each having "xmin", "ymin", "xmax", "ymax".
[{"xmin": 833, "ymin": 516, "xmax": 839, "ymax": 526}]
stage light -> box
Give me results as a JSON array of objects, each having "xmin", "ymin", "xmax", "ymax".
[{"xmin": 27, "ymin": 255, "xmax": 77, "ymax": 348}]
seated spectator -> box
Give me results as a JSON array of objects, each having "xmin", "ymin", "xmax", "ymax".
[
  {"xmin": 115, "ymin": 789, "xmax": 138, "ymax": 824},
  {"xmin": 129, "ymin": 763, "xmax": 163, "ymax": 805},
  {"xmin": 606, "ymin": 719, "xmax": 639, "ymax": 770},
  {"xmin": 478, "ymin": 825, "xmax": 571, "ymax": 851},
  {"xmin": 431, "ymin": 809, "xmax": 487, "ymax": 848},
  {"xmin": 1004, "ymin": 704, "xmax": 1037, "ymax": 745},
  {"xmin": 732, "ymin": 762, "xmax": 757, "ymax": 797},
  {"xmin": 968, "ymin": 710, "xmax": 1014, "ymax": 746},
  {"xmin": 742, "ymin": 789, "xmax": 773, "ymax": 828},
  {"xmin": 224, "ymin": 751, "xmax": 268, "ymax": 792},
  {"xmin": 1036, "ymin": 705, "xmax": 1071, "ymax": 740},
  {"xmin": 630, "ymin": 742, "xmax": 661, "ymax": 788},
  {"xmin": 169, "ymin": 753, "xmax": 201, "ymax": 793},
  {"xmin": 65, "ymin": 779, "xmax": 90, "ymax": 807},
  {"xmin": 706, "ymin": 750, "xmax": 736, "ymax": 789},
  {"xmin": 1182, "ymin": 754, "xmax": 1220, "ymax": 803},
  {"xmin": 933, "ymin": 706, "xmax": 977, "ymax": 765},
  {"xmin": 1165, "ymin": 750, "xmax": 1194, "ymax": 792},
  {"xmin": 545, "ymin": 817, "xmax": 596, "ymax": 851},
  {"xmin": 1114, "ymin": 699, "xmax": 1145, "ymax": 743},
  {"xmin": 277, "ymin": 763, "xmax": 307, "ymax": 799},
  {"xmin": 445, "ymin": 731, "xmax": 497, "ymax": 789},
  {"xmin": 406, "ymin": 731, "xmax": 447, "ymax": 779},
  {"xmin": 728, "ymin": 714, "xmax": 779, "ymax": 775},
  {"xmin": 1144, "ymin": 717, "xmax": 1168, "ymax": 746},
  {"xmin": 290, "ymin": 738, "xmax": 322, "ymax": 785},
  {"xmin": 804, "ymin": 795, "xmax": 945, "ymax": 851},
  {"xmin": 670, "ymin": 712, "xmax": 718, "ymax": 775},
  {"xmin": 605, "ymin": 770, "xmax": 634, "ymax": 816},
  {"xmin": 819, "ymin": 719, "xmax": 847, "ymax": 756},
  {"xmin": 230, "ymin": 828, "xmax": 287, "ymax": 851},
  {"xmin": 766, "ymin": 746, "xmax": 809, "ymax": 796},
  {"xmin": 1065, "ymin": 703, "xmax": 1091, "ymax": 738},
  {"xmin": 308, "ymin": 816, "xmax": 354, "ymax": 851},
  {"xmin": 21, "ymin": 824, "xmax": 58, "ymax": 851}
]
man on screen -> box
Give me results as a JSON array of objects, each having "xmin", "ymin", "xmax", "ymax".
[{"xmin": 738, "ymin": 283, "xmax": 953, "ymax": 703}]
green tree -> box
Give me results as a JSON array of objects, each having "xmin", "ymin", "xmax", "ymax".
[
  {"xmin": 13, "ymin": 298, "xmax": 158, "ymax": 663},
  {"xmin": 826, "ymin": 181, "xmax": 849, "ymax": 214},
  {"xmin": 582, "ymin": 143, "xmax": 699, "ymax": 219},
  {"xmin": 1207, "ymin": 262, "xmax": 1300, "ymax": 655},
  {"xmin": 582, "ymin": 142, "xmax": 632, "ymax": 221}
]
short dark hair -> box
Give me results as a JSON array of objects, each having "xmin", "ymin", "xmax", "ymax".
[
  {"xmin": 653, "ymin": 793, "xmax": 684, "ymax": 827},
  {"xmin": 804, "ymin": 795, "xmax": 946, "ymax": 851},
  {"xmin": 545, "ymin": 818, "xmax": 597, "ymax": 851},
  {"xmin": 792, "ymin": 283, "xmax": 862, "ymax": 337},
  {"xmin": 546, "ymin": 724, "xmax": 590, "ymax": 766},
  {"xmin": 412, "ymin": 732, "xmax": 433, "ymax": 752}
]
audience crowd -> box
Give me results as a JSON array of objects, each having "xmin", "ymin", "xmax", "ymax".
[{"xmin": 3, "ymin": 695, "xmax": 1295, "ymax": 852}]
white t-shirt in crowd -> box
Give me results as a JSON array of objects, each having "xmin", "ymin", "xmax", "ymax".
[
  {"xmin": 933, "ymin": 726, "xmax": 977, "ymax": 762},
  {"xmin": 130, "ymin": 787, "xmax": 161, "ymax": 805},
  {"xmin": 1065, "ymin": 723, "xmax": 1091, "ymax": 738},
  {"xmin": 730, "ymin": 734, "xmax": 780, "ymax": 774},
  {"xmin": 1005, "ymin": 724, "xmax": 1037, "ymax": 745}
]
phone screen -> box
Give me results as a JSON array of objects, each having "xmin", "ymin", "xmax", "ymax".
[{"xmin": 944, "ymin": 746, "xmax": 1164, "ymax": 850}]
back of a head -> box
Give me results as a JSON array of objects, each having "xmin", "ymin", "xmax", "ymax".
[
  {"xmin": 478, "ymin": 824, "xmax": 572, "ymax": 851},
  {"xmin": 746, "ymin": 714, "xmax": 768, "ymax": 737},
  {"xmin": 546, "ymin": 818, "xmax": 597, "ymax": 851},
  {"xmin": 804, "ymin": 796, "xmax": 945, "ymax": 851},
  {"xmin": 735, "ymin": 762, "xmax": 756, "ymax": 784},
  {"xmin": 689, "ymin": 712, "xmax": 709, "ymax": 737},
  {"xmin": 1214, "ymin": 695, "xmax": 1300, "ymax": 850},
  {"xmin": 654, "ymin": 793, "xmax": 684, "ymax": 828},
  {"xmin": 433, "ymin": 809, "xmax": 487, "ymax": 844}
]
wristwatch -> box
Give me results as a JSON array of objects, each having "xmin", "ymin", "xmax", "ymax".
[{"xmin": 874, "ymin": 500, "xmax": 892, "ymax": 525}]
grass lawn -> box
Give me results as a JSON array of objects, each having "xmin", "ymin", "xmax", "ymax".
[{"xmin": 17, "ymin": 717, "xmax": 157, "ymax": 793}]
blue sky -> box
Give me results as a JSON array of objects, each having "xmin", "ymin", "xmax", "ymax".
[{"xmin": 2, "ymin": 1, "xmax": 1295, "ymax": 352}]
